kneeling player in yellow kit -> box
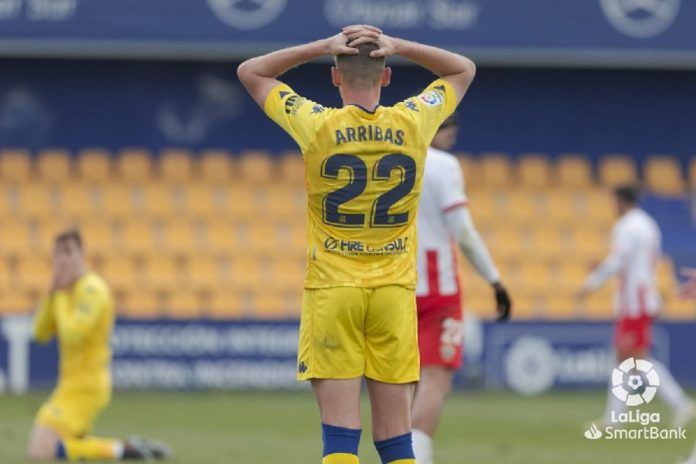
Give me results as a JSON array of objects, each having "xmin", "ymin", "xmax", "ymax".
[
  {"xmin": 238, "ymin": 25, "xmax": 475, "ymax": 464},
  {"xmin": 27, "ymin": 230, "xmax": 171, "ymax": 461}
]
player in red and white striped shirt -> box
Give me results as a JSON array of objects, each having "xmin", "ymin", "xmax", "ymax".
[
  {"xmin": 411, "ymin": 115, "xmax": 511, "ymax": 464},
  {"xmin": 578, "ymin": 186, "xmax": 694, "ymax": 428}
]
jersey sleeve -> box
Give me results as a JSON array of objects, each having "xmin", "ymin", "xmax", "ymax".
[
  {"xmin": 400, "ymin": 78, "xmax": 458, "ymax": 145},
  {"xmin": 54, "ymin": 282, "xmax": 108, "ymax": 345},
  {"xmin": 437, "ymin": 157, "xmax": 468, "ymax": 213},
  {"xmin": 33, "ymin": 296, "xmax": 56, "ymax": 344},
  {"xmin": 263, "ymin": 83, "xmax": 329, "ymax": 153}
]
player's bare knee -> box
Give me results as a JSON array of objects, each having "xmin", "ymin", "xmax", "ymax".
[{"xmin": 27, "ymin": 440, "xmax": 56, "ymax": 461}]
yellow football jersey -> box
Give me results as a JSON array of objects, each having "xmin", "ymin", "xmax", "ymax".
[
  {"xmin": 264, "ymin": 78, "xmax": 457, "ymax": 289},
  {"xmin": 33, "ymin": 272, "xmax": 114, "ymax": 390}
]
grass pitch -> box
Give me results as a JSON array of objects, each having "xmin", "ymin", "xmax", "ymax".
[{"xmin": 0, "ymin": 390, "xmax": 693, "ymax": 463}]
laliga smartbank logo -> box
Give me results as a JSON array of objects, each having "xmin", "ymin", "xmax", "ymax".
[{"xmin": 584, "ymin": 358, "xmax": 688, "ymax": 441}]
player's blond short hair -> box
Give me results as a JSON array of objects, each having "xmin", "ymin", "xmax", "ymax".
[{"xmin": 335, "ymin": 43, "xmax": 386, "ymax": 89}]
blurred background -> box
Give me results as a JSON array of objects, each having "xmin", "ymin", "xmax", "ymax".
[{"xmin": 0, "ymin": 1, "xmax": 695, "ymax": 462}]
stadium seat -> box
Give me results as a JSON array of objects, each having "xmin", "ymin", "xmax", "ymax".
[
  {"xmin": 0, "ymin": 291, "xmax": 33, "ymax": 315},
  {"xmin": 568, "ymin": 228, "xmax": 607, "ymax": 261},
  {"xmin": 558, "ymin": 262, "xmax": 591, "ymax": 294},
  {"xmin": 76, "ymin": 149, "xmax": 113, "ymax": 182},
  {"xmin": 489, "ymin": 229, "xmax": 525, "ymax": 262},
  {"xmin": 598, "ymin": 154, "xmax": 637, "ymax": 187},
  {"xmin": 79, "ymin": 220, "xmax": 114, "ymax": 257},
  {"xmin": 583, "ymin": 286, "xmax": 615, "ymax": 319},
  {"xmin": 252, "ymin": 292, "xmax": 295, "ymax": 318},
  {"xmin": 664, "ymin": 298, "xmax": 695, "ymax": 320},
  {"xmin": 208, "ymin": 291, "xmax": 245, "ymax": 318},
  {"xmin": 187, "ymin": 256, "xmax": 222, "ymax": 292},
  {"xmin": 16, "ymin": 255, "xmax": 51, "ymax": 293},
  {"xmin": 478, "ymin": 152, "xmax": 512, "ymax": 188},
  {"xmin": 467, "ymin": 193, "xmax": 503, "ymax": 226},
  {"xmin": 455, "ymin": 153, "xmax": 479, "ymax": 190},
  {"xmin": 159, "ymin": 148, "xmax": 193, "ymax": 183},
  {"xmin": 0, "ymin": 149, "xmax": 31, "ymax": 183},
  {"xmin": 579, "ymin": 189, "xmax": 615, "ymax": 227},
  {"xmin": 690, "ymin": 157, "xmax": 696, "ymax": 190},
  {"xmin": 198, "ymin": 149, "xmax": 234, "ymax": 183},
  {"xmin": 143, "ymin": 256, "xmax": 181, "ymax": 292},
  {"xmin": 100, "ymin": 183, "xmax": 136, "ymax": 219},
  {"xmin": 163, "ymin": 289, "xmax": 202, "ymax": 319},
  {"xmin": 529, "ymin": 228, "xmax": 567, "ymax": 262},
  {"xmin": 269, "ymin": 258, "xmax": 305, "ymax": 293},
  {"xmin": 183, "ymin": 183, "xmax": 218, "ymax": 219},
  {"xmin": 644, "ymin": 155, "xmax": 685, "ymax": 196},
  {"xmin": 140, "ymin": 183, "xmax": 178, "ymax": 218},
  {"xmin": 239, "ymin": 150, "xmax": 274, "ymax": 185},
  {"xmin": 17, "ymin": 184, "xmax": 56, "ymax": 219},
  {"xmin": 59, "ymin": 184, "xmax": 96, "ymax": 219},
  {"xmin": 37, "ymin": 149, "xmax": 72, "ymax": 184},
  {"xmin": 101, "ymin": 256, "xmax": 138, "ymax": 294},
  {"xmin": 278, "ymin": 151, "xmax": 304, "ymax": 186},
  {"xmin": 504, "ymin": 191, "xmax": 543, "ymax": 225},
  {"xmin": 517, "ymin": 153, "xmax": 551, "ymax": 189},
  {"xmin": 163, "ymin": 220, "xmax": 199, "ymax": 257},
  {"xmin": 116, "ymin": 148, "xmax": 153, "ymax": 183},
  {"xmin": 515, "ymin": 262, "xmax": 553, "ymax": 293},
  {"xmin": 243, "ymin": 223, "xmax": 281, "ymax": 258},
  {"xmin": 229, "ymin": 258, "xmax": 265, "ymax": 293},
  {"xmin": 556, "ymin": 154, "xmax": 593, "ymax": 189},
  {"xmin": 119, "ymin": 290, "xmax": 162, "ymax": 318},
  {"xmin": 545, "ymin": 294, "xmax": 577, "ymax": 319},
  {"xmin": 119, "ymin": 220, "xmax": 156, "ymax": 256},
  {"xmin": 266, "ymin": 186, "xmax": 305, "ymax": 220},
  {"xmin": 0, "ymin": 221, "xmax": 34, "ymax": 257},
  {"xmin": 221, "ymin": 185, "xmax": 260, "ymax": 221},
  {"xmin": 204, "ymin": 221, "xmax": 242, "ymax": 256}
]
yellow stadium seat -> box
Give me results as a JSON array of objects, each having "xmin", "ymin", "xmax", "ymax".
[
  {"xmin": 558, "ymin": 262, "xmax": 591, "ymax": 294},
  {"xmin": 229, "ymin": 258, "xmax": 265, "ymax": 293},
  {"xmin": 221, "ymin": 185, "xmax": 260, "ymax": 220},
  {"xmin": 101, "ymin": 256, "xmax": 138, "ymax": 294},
  {"xmin": 119, "ymin": 221, "xmax": 155, "ymax": 256},
  {"xmin": 159, "ymin": 148, "xmax": 193, "ymax": 183},
  {"xmin": 252, "ymin": 292, "xmax": 294, "ymax": 318},
  {"xmin": 509, "ymin": 292, "xmax": 543, "ymax": 319},
  {"xmin": 208, "ymin": 291, "xmax": 245, "ymax": 319},
  {"xmin": 0, "ymin": 149, "xmax": 31, "ymax": 183},
  {"xmin": 478, "ymin": 152, "xmax": 512, "ymax": 188},
  {"xmin": 656, "ymin": 257, "xmax": 677, "ymax": 294},
  {"xmin": 187, "ymin": 256, "xmax": 222, "ymax": 292},
  {"xmin": 266, "ymin": 187, "xmax": 305, "ymax": 221},
  {"xmin": 690, "ymin": 157, "xmax": 696, "ymax": 190},
  {"xmin": 664, "ymin": 298, "xmax": 695, "ymax": 320},
  {"xmin": 517, "ymin": 153, "xmax": 551, "ymax": 189},
  {"xmin": 454, "ymin": 153, "xmax": 478, "ymax": 190},
  {"xmin": 243, "ymin": 223, "xmax": 280, "ymax": 258},
  {"xmin": 100, "ymin": 183, "xmax": 136, "ymax": 219},
  {"xmin": 490, "ymin": 229, "xmax": 525, "ymax": 262},
  {"xmin": 116, "ymin": 148, "xmax": 153, "ymax": 183},
  {"xmin": 163, "ymin": 289, "xmax": 202, "ymax": 319},
  {"xmin": 58, "ymin": 184, "xmax": 95, "ymax": 219},
  {"xmin": 644, "ymin": 156, "xmax": 685, "ymax": 196},
  {"xmin": 467, "ymin": 193, "xmax": 504, "ymax": 226},
  {"xmin": 584, "ymin": 286, "xmax": 615, "ymax": 319},
  {"xmin": 279, "ymin": 151, "xmax": 304, "ymax": 186},
  {"xmin": 37, "ymin": 149, "xmax": 72, "ymax": 183},
  {"xmin": 204, "ymin": 221, "xmax": 242, "ymax": 256},
  {"xmin": 163, "ymin": 220, "xmax": 198, "ymax": 257},
  {"xmin": 198, "ymin": 150, "xmax": 234, "ymax": 183},
  {"xmin": 545, "ymin": 294, "xmax": 578, "ymax": 319},
  {"xmin": 515, "ymin": 263, "xmax": 553, "ymax": 292},
  {"xmin": 140, "ymin": 183, "xmax": 178, "ymax": 217},
  {"xmin": 599, "ymin": 154, "xmax": 637, "ymax": 187},
  {"xmin": 80, "ymin": 220, "xmax": 114, "ymax": 256},
  {"xmin": 579, "ymin": 189, "xmax": 615, "ymax": 227},
  {"xmin": 143, "ymin": 256, "xmax": 181, "ymax": 292},
  {"xmin": 0, "ymin": 291, "xmax": 33, "ymax": 315},
  {"xmin": 269, "ymin": 258, "xmax": 305, "ymax": 293},
  {"xmin": 545, "ymin": 191, "xmax": 579, "ymax": 227},
  {"xmin": 0, "ymin": 222, "xmax": 34, "ymax": 257},
  {"xmin": 16, "ymin": 255, "xmax": 51, "ymax": 293},
  {"xmin": 17, "ymin": 185, "xmax": 56, "ymax": 219},
  {"xmin": 239, "ymin": 150, "xmax": 274, "ymax": 184},
  {"xmin": 119, "ymin": 290, "xmax": 162, "ymax": 318},
  {"xmin": 505, "ymin": 191, "xmax": 543, "ymax": 224},
  {"xmin": 529, "ymin": 228, "xmax": 567, "ymax": 262},
  {"xmin": 556, "ymin": 154, "xmax": 593, "ymax": 189},
  {"xmin": 568, "ymin": 228, "xmax": 607, "ymax": 262},
  {"xmin": 184, "ymin": 183, "xmax": 218, "ymax": 219},
  {"xmin": 76, "ymin": 149, "xmax": 112, "ymax": 183}
]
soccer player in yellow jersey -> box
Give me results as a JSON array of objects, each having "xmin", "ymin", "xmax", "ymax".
[
  {"xmin": 27, "ymin": 230, "xmax": 171, "ymax": 461},
  {"xmin": 238, "ymin": 25, "xmax": 475, "ymax": 464}
]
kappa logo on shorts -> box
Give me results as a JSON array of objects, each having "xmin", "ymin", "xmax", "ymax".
[{"xmin": 298, "ymin": 361, "xmax": 308, "ymax": 374}]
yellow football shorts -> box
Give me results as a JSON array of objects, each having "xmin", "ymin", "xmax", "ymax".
[
  {"xmin": 35, "ymin": 386, "xmax": 111, "ymax": 438},
  {"xmin": 297, "ymin": 285, "xmax": 419, "ymax": 384}
]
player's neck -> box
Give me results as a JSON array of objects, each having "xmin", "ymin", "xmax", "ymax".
[{"xmin": 340, "ymin": 86, "xmax": 381, "ymax": 112}]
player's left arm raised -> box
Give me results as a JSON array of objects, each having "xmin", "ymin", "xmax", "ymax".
[{"xmin": 237, "ymin": 25, "xmax": 379, "ymax": 108}]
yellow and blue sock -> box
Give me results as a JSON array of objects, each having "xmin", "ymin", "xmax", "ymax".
[
  {"xmin": 56, "ymin": 436, "xmax": 124, "ymax": 461},
  {"xmin": 322, "ymin": 423, "xmax": 361, "ymax": 464},
  {"xmin": 374, "ymin": 432, "xmax": 416, "ymax": 464}
]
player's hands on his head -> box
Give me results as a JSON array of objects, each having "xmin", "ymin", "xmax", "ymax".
[
  {"xmin": 327, "ymin": 25, "xmax": 381, "ymax": 56},
  {"xmin": 342, "ymin": 25, "xmax": 397, "ymax": 58},
  {"xmin": 677, "ymin": 267, "xmax": 696, "ymax": 299},
  {"xmin": 492, "ymin": 282, "xmax": 511, "ymax": 322}
]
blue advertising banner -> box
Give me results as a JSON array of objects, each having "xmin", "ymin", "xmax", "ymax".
[
  {"xmin": 2, "ymin": 317, "xmax": 695, "ymax": 393},
  {"xmin": 0, "ymin": 0, "xmax": 694, "ymax": 67}
]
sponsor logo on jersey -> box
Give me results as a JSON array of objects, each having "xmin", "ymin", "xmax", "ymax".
[
  {"xmin": 311, "ymin": 104, "xmax": 325, "ymax": 114},
  {"xmin": 284, "ymin": 94, "xmax": 306, "ymax": 115},
  {"xmin": 419, "ymin": 90, "xmax": 445, "ymax": 107},
  {"xmin": 323, "ymin": 236, "xmax": 409, "ymax": 256},
  {"xmin": 404, "ymin": 99, "xmax": 419, "ymax": 112}
]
